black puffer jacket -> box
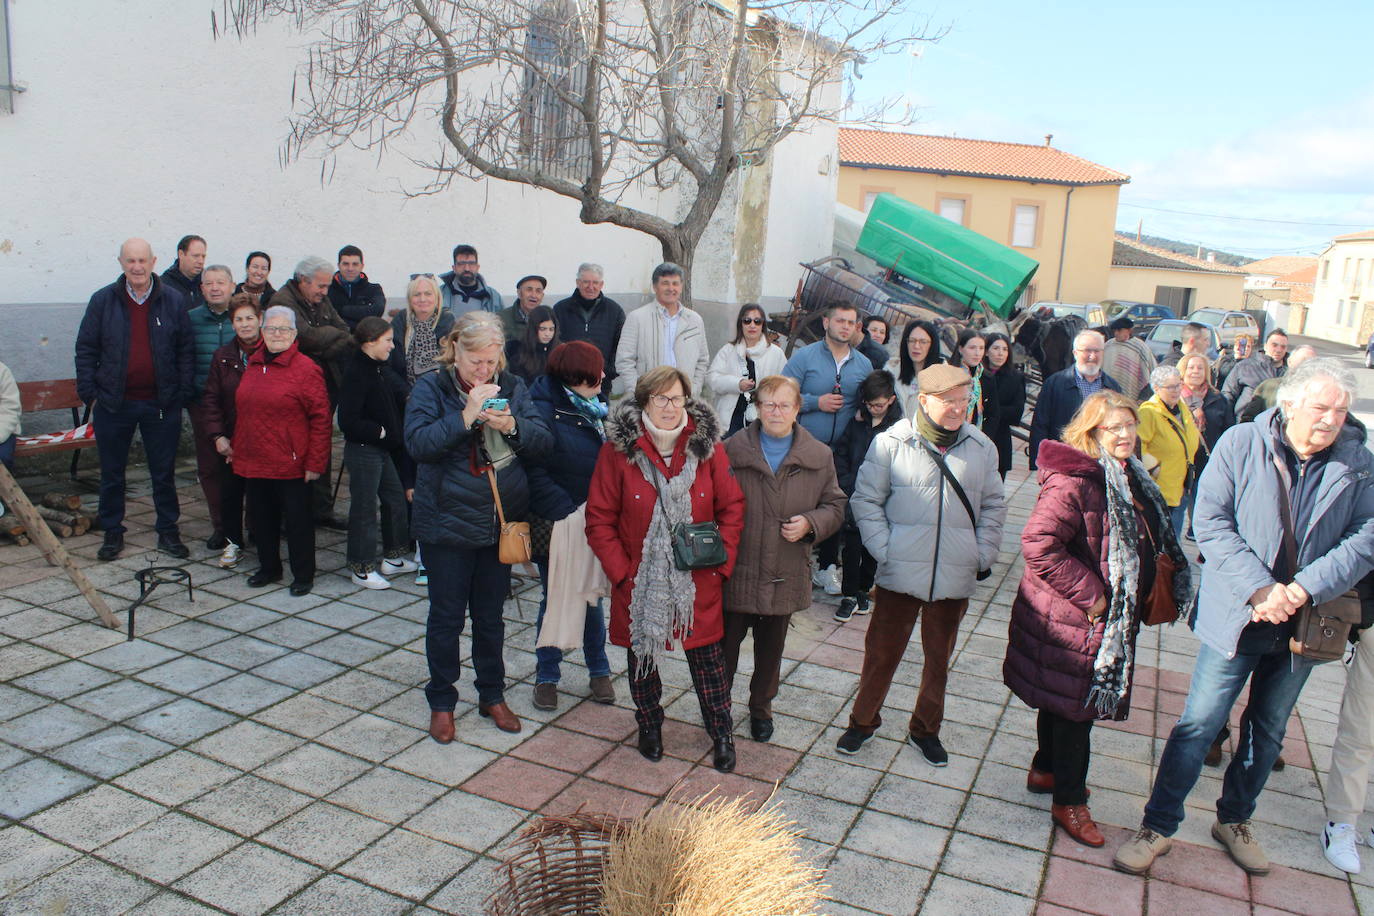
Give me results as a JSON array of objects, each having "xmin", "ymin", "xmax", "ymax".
[
  {"xmin": 552, "ymin": 292, "xmax": 625, "ymax": 396},
  {"xmin": 404, "ymin": 367, "xmax": 553, "ymax": 548},
  {"xmin": 328, "ymin": 273, "xmax": 387, "ymax": 329},
  {"xmin": 338, "ymin": 349, "xmax": 407, "ymax": 451}
]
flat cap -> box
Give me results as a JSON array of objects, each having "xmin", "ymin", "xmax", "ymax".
[
  {"xmin": 918, "ymin": 363, "xmax": 973, "ymax": 395},
  {"xmin": 1110, "ymin": 315, "xmax": 1134, "ymax": 331},
  {"xmin": 516, "ymin": 275, "xmax": 547, "ymax": 289}
]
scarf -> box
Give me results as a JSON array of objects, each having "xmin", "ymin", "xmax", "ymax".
[
  {"xmin": 642, "ymin": 410, "xmax": 687, "ymax": 461},
  {"xmin": 1086, "ymin": 455, "xmax": 1145, "ymax": 717},
  {"xmin": 405, "ymin": 310, "xmax": 443, "ymax": 384},
  {"xmin": 965, "ymin": 365, "xmax": 984, "ymax": 428},
  {"xmin": 915, "ymin": 406, "xmax": 958, "ymax": 450},
  {"xmin": 628, "ymin": 450, "xmax": 699, "ymax": 676},
  {"xmin": 730, "ymin": 339, "xmax": 769, "ymax": 432},
  {"xmin": 565, "ymin": 388, "xmax": 608, "ymax": 437},
  {"xmin": 450, "ymin": 368, "xmax": 515, "ymax": 474}
]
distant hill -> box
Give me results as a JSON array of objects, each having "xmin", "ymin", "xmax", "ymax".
[{"xmin": 1120, "ymin": 233, "xmax": 1249, "ymax": 267}]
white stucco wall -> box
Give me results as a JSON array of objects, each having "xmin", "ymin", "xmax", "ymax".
[{"xmin": 0, "ymin": 1, "xmax": 836, "ymax": 382}]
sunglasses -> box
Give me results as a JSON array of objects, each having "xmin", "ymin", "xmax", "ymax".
[
  {"xmin": 741, "ymin": 317, "xmax": 764, "ymax": 326},
  {"xmin": 409, "ymin": 272, "xmax": 437, "ymax": 280}
]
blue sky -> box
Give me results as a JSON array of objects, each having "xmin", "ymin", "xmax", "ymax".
[{"xmin": 848, "ymin": 0, "xmax": 1374, "ymax": 259}]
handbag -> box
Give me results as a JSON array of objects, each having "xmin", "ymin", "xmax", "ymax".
[
  {"xmin": 486, "ymin": 467, "xmax": 532, "ymax": 565},
  {"xmin": 1133, "ymin": 500, "xmax": 1179, "ymax": 626},
  {"xmin": 1273, "ymin": 456, "xmax": 1359, "ymax": 661},
  {"xmin": 648, "ymin": 468, "xmax": 727, "ymax": 571}
]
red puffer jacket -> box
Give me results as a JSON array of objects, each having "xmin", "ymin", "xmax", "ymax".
[
  {"xmin": 230, "ymin": 341, "xmax": 332, "ymax": 480},
  {"xmin": 1003, "ymin": 439, "xmax": 1157, "ymax": 722},
  {"xmin": 585, "ymin": 399, "xmax": 745, "ymax": 651}
]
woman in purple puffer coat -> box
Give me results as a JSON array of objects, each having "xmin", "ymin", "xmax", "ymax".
[{"xmin": 1004, "ymin": 390, "xmax": 1188, "ymax": 849}]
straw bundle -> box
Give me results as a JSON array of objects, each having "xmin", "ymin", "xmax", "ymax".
[{"xmin": 599, "ymin": 794, "xmax": 825, "ymax": 916}]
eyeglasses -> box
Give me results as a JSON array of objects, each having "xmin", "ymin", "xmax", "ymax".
[
  {"xmin": 931, "ymin": 395, "xmax": 970, "ymax": 409},
  {"xmin": 649, "ymin": 394, "xmax": 686, "ymax": 408},
  {"xmin": 1075, "ymin": 347, "xmax": 1104, "ymax": 356},
  {"xmin": 758, "ymin": 401, "xmax": 796, "ymax": 413},
  {"xmin": 262, "ymin": 325, "xmax": 295, "ymax": 335},
  {"xmin": 865, "ymin": 398, "xmax": 894, "ymax": 410},
  {"xmin": 409, "ymin": 272, "xmax": 436, "ymax": 280},
  {"xmin": 741, "ymin": 317, "xmax": 764, "ymax": 326},
  {"xmin": 1097, "ymin": 422, "xmax": 1138, "ymax": 436},
  {"xmin": 1155, "ymin": 383, "xmax": 1182, "ymax": 391},
  {"xmin": 453, "ymin": 260, "xmax": 479, "ymax": 268}
]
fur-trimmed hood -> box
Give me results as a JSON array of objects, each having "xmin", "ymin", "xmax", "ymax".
[{"xmin": 605, "ymin": 397, "xmax": 719, "ymax": 461}]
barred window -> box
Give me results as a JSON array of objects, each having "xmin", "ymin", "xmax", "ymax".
[{"xmin": 519, "ymin": 8, "xmax": 589, "ymax": 178}]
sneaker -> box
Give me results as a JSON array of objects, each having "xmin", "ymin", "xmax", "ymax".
[
  {"xmin": 811, "ymin": 565, "xmax": 832, "ymax": 590},
  {"xmin": 415, "ymin": 566, "xmax": 429, "ymax": 586},
  {"xmin": 217, "ymin": 541, "xmax": 242, "ymax": 569},
  {"xmin": 823, "ymin": 565, "xmax": 841, "ymax": 596},
  {"xmin": 1112, "ymin": 825, "xmax": 1172, "ymax": 875},
  {"xmin": 909, "ymin": 734, "xmax": 948, "ymax": 767},
  {"xmin": 835, "ymin": 726, "xmax": 872, "ymax": 755},
  {"xmin": 1323, "ymin": 821, "xmax": 1362, "ymax": 874},
  {"xmin": 855, "ymin": 594, "xmax": 871, "ymax": 614},
  {"xmin": 381, "ymin": 557, "xmax": 420, "ymax": 575},
  {"xmin": 1212, "ymin": 819, "xmax": 1270, "ymax": 875},
  {"xmin": 351, "ymin": 570, "xmax": 391, "ymax": 590},
  {"xmin": 834, "ymin": 597, "xmax": 857, "ymax": 622},
  {"xmin": 533, "ymin": 682, "xmax": 558, "ymax": 710}
]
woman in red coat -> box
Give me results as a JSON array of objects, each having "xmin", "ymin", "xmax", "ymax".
[
  {"xmin": 585, "ymin": 365, "xmax": 745, "ymax": 773},
  {"xmin": 1003, "ymin": 390, "xmax": 1189, "ymax": 848},
  {"xmin": 231, "ymin": 305, "xmax": 333, "ymax": 596}
]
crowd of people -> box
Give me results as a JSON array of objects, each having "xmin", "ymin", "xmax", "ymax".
[{"xmin": 22, "ymin": 233, "xmax": 1374, "ymax": 880}]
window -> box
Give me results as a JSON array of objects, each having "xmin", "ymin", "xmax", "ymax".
[
  {"xmin": 1351, "ymin": 299, "xmax": 1361, "ymax": 328},
  {"xmin": 1322, "ymin": 259, "xmax": 1330, "ymax": 282},
  {"xmin": 1337, "ymin": 300, "xmax": 1345, "ymax": 324},
  {"xmin": 1344, "ymin": 259, "xmax": 1353, "ymax": 282},
  {"xmin": 937, "ymin": 196, "xmax": 967, "ymax": 226},
  {"xmin": 1011, "ymin": 204, "xmax": 1039, "ymax": 248},
  {"xmin": 519, "ymin": 6, "xmax": 589, "ymax": 178}
]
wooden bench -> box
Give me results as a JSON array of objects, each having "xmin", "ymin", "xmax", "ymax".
[{"xmin": 16, "ymin": 379, "xmax": 94, "ymax": 479}]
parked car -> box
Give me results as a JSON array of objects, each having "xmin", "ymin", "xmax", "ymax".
[
  {"xmin": 1146, "ymin": 319, "xmax": 1220, "ymax": 363},
  {"xmin": 1032, "ymin": 301, "xmax": 1107, "ymax": 328},
  {"xmin": 1186, "ymin": 308, "xmax": 1259, "ymax": 348},
  {"xmin": 1366, "ymin": 331, "xmax": 1374, "ymax": 369},
  {"xmin": 1101, "ymin": 300, "xmax": 1175, "ymax": 336}
]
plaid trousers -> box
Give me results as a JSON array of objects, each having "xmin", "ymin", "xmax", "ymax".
[{"xmin": 627, "ymin": 641, "xmax": 733, "ymax": 740}]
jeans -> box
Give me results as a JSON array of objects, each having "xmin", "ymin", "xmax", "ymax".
[
  {"xmin": 246, "ymin": 477, "xmax": 314, "ymax": 583},
  {"xmin": 1168, "ymin": 502, "xmax": 1187, "ymax": 540},
  {"xmin": 1143, "ymin": 643, "xmax": 1313, "ymax": 835},
  {"xmin": 344, "ymin": 441, "xmax": 409, "ymax": 571},
  {"xmin": 93, "ymin": 401, "xmax": 182, "ymax": 537},
  {"xmin": 533, "ymin": 558, "xmax": 610, "ymax": 684},
  {"xmin": 422, "ymin": 541, "xmax": 510, "ymax": 709},
  {"xmin": 0, "ymin": 433, "xmax": 14, "ymax": 471}
]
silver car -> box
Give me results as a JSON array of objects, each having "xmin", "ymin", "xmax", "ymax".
[{"xmin": 1187, "ymin": 309, "xmax": 1258, "ymax": 348}]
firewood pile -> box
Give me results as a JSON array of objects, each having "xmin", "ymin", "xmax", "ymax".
[{"xmin": 1, "ymin": 492, "xmax": 93, "ymax": 546}]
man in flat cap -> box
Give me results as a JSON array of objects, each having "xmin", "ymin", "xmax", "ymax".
[
  {"xmin": 1103, "ymin": 315, "xmax": 1157, "ymax": 400},
  {"xmin": 500, "ymin": 274, "xmax": 549, "ymax": 341},
  {"xmin": 836, "ymin": 363, "xmax": 1006, "ymax": 767}
]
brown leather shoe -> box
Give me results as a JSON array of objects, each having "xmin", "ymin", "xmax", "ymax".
[
  {"xmin": 429, "ymin": 710, "xmax": 455, "ymax": 745},
  {"xmin": 1053, "ymin": 804, "xmax": 1105, "ymax": 848},
  {"xmin": 479, "ymin": 701, "xmax": 522, "ymax": 733},
  {"xmin": 1027, "ymin": 767, "xmax": 1054, "ymax": 794}
]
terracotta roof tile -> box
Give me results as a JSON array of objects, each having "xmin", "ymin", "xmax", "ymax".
[
  {"xmin": 1334, "ymin": 229, "xmax": 1374, "ymax": 241},
  {"xmin": 838, "ymin": 127, "xmax": 1129, "ymax": 186},
  {"xmin": 1111, "ymin": 235, "xmax": 1248, "ymax": 274},
  {"xmin": 1274, "ymin": 264, "xmax": 1317, "ymax": 286},
  {"xmin": 1240, "ymin": 255, "xmax": 1317, "ymax": 277}
]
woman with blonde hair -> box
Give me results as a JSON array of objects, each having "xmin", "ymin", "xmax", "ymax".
[
  {"xmin": 1138, "ymin": 365, "xmax": 1201, "ymax": 538},
  {"xmin": 390, "ymin": 273, "xmax": 455, "ymax": 388},
  {"xmin": 1004, "ymin": 390, "xmax": 1188, "ymax": 847},
  {"xmin": 1177, "ymin": 352, "xmax": 1232, "ymax": 540},
  {"xmin": 406, "ymin": 311, "xmax": 552, "ymax": 742}
]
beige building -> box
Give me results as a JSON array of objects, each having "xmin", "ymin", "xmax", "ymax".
[
  {"xmin": 837, "ymin": 129, "xmax": 1128, "ymax": 305},
  {"xmin": 1108, "ymin": 236, "xmax": 1247, "ymax": 314},
  {"xmin": 1308, "ymin": 231, "xmax": 1374, "ymax": 346}
]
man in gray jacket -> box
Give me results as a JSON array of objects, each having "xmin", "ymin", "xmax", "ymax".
[
  {"xmin": 836, "ymin": 364, "xmax": 1006, "ymax": 766},
  {"xmin": 1114, "ymin": 359, "xmax": 1374, "ymax": 877},
  {"xmin": 1223, "ymin": 327, "xmax": 1288, "ymax": 416},
  {"xmin": 614, "ymin": 263, "xmax": 709, "ymax": 396}
]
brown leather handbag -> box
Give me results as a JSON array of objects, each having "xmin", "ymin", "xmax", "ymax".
[
  {"xmin": 487, "ymin": 467, "xmax": 532, "ymax": 565},
  {"xmin": 1135, "ymin": 504, "xmax": 1179, "ymax": 626}
]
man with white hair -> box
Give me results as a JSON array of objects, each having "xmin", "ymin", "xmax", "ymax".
[
  {"xmin": 75, "ymin": 238, "xmax": 195, "ymax": 561},
  {"xmin": 268, "ymin": 256, "xmax": 354, "ymax": 527},
  {"xmin": 1028, "ymin": 329, "xmax": 1122, "ymax": 469},
  {"xmin": 1114, "ymin": 359, "xmax": 1374, "ymax": 878},
  {"xmin": 554, "ymin": 263, "xmax": 626, "ymax": 398}
]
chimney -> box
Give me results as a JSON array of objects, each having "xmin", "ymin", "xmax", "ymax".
[
  {"xmin": 1207, "ymin": 252, "xmax": 1217, "ymax": 263},
  {"xmin": 1044, "ymin": 134, "xmax": 1053, "ymax": 147}
]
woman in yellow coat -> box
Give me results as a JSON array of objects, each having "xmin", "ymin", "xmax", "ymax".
[{"xmin": 1137, "ymin": 364, "xmax": 1200, "ymax": 539}]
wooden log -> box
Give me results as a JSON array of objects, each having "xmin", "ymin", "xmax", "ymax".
[
  {"xmin": 40, "ymin": 493, "xmax": 83, "ymax": 511},
  {"xmin": 37, "ymin": 506, "xmax": 82, "ymax": 527},
  {"xmin": 0, "ymin": 464, "xmax": 119, "ymax": 628},
  {"xmin": 44, "ymin": 519, "xmax": 74, "ymax": 538},
  {"xmin": 4, "ymin": 521, "xmax": 24, "ymax": 538}
]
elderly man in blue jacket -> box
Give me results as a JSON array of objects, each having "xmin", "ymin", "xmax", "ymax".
[
  {"xmin": 1113, "ymin": 359, "xmax": 1374, "ymax": 878},
  {"xmin": 75, "ymin": 238, "xmax": 196, "ymax": 561},
  {"xmin": 1028, "ymin": 328, "xmax": 1121, "ymax": 469}
]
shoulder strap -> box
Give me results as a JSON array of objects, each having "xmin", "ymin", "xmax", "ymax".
[
  {"xmin": 486, "ymin": 467, "xmax": 508, "ymax": 527},
  {"xmin": 918, "ymin": 439, "xmax": 977, "ymax": 527},
  {"xmin": 1271, "ymin": 454, "xmax": 1298, "ymax": 576}
]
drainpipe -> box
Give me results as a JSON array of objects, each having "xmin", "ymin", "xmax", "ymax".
[{"xmin": 1054, "ymin": 184, "xmax": 1076, "ymax": 299}]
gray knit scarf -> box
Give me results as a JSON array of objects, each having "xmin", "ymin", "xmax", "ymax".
[
  {"xmin": 1086, "ymin": 455, "xmax": 1145, "ymax": 717},
  {"xmin": 628, "ymin": 451, "xmax": 699, "ymax": 677}
]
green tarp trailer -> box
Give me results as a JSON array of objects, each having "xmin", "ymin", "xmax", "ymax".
[{"xmin": 856, "ymin": 192, "xmax": 1039, "ymax": 320}]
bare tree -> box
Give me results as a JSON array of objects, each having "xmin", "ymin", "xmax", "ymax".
[{"xmin": 222, "ymin": 0, "xmax": 937, "ymax": 286}]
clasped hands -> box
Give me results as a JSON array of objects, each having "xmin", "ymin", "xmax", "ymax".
[{"xmin": 1249, "ymin": 582, "xmax": 1309, "ymax": 624}]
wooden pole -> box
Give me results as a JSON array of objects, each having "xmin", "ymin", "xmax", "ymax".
[{"xmin": 0, "ymin": 464, "xmax": 119, "ymax": 628}]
